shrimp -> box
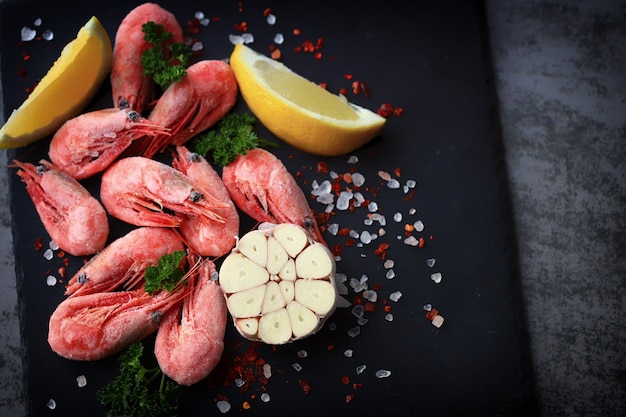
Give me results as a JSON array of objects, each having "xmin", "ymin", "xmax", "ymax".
[
  {"xmin": 136, "ymin": 60, "xmax": 238, "ymax": 158},
  {"xmin": 48, "ymin": 108, "xmax": 170, "ymax": 180},
  {"xmin": 111, "ymin": 2, "xmax": 183, "ymax": 113},
  {"xmin": 154, "ymin": 256, "xmax": 227, "ymax": 385},
  {"xmin": 100, "ymin": 156, "xmax": 227, "ymax": 228},
  {"xmin": 222, "ymin": 148, "xmax": 326, "ymax": 245},
  {"xmin": 48, "ymin": 284, "xmax": 188, "ymax": 361},
  {"xmin": 13, "ymin": 159, "xmax": 108, "ymax": 256},
  {"xmin": 65, "ymin": 227, "xmax": 184, "ymax": 298},
  {"xmin": 172, "ymin": 146, "xmax": 239, "ymax": 257}
]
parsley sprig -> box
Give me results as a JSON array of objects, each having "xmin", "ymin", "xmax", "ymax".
[
  {"xmin": 97, "ymin": 342, "xmax": 179, "ymax": 417},
  {"xmin": 144, "ymin": 251, "xmax": 186, "ymax": 295},
  {"xmin": 193, "ymin": 112, "xmax": 279, "ymax": 167},
  {"xmin": 141, "ymin": 21, "xmax": 191, "ymax": 89}
]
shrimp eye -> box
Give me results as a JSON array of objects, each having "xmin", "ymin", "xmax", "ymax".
[
  {"xmin": 150, "ymin": 311, "xmax": 163, "ymax": 324},
  {"xmin": 210, "ymin": 270, "xmax": 219, "ymax": 282},
  {"xmin": 77, "ymin": 272, "xmax": 88, "ymax": 284},
  {"xmin": 118, "ymin": 98, "xmax": 130, "ymax": 109},
  {"xmin": 36, "ymin": 164, "xmax": 48, "ymax": 175},
  {"xmin": 302, "ymin": 218, "xmax": 313, "ymax": 228},
  {"xmin": 188, "ymin": 152, "xmax": 201, "ymax": 163},
  {"xmin": 189, "ymin": 190, "xmax": 203, "ymax": 202},
  {"xmin": 127, "ymin": 111, "xmax": 140, "ymax": 122}
]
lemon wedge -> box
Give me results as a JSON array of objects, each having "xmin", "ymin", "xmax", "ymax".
[
  {"xmin": 0, "ymin": 16, "xmax": 112, "ymax": 149},
  {"xmin": 229, "ymin": 44, "xmax": 386, "ymax": 156}
]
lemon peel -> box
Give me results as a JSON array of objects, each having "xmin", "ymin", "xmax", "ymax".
[
  {"xmin": 0, "ymin": 16, "xmax": 112, "ymax": 149},
  {"xmin": 229, "ymin": 44, "xmax": 385, "ymax": 156}
]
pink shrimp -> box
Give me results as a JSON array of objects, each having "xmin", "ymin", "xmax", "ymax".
[
  {"xmin": 111, "ymin": 2, "xmax": 183, "ymax": 113},
  {"xmin": 65, "ymin": 227, "xmax": 184, "ymax": 298},
  {"xmin": 48, "ymin": 284, "xmax": 188, "ymax": 361},
  {"xmin": 154, "ymin": 256, "xmax": 227, "ymax": 385},
  {"xmin": 172, "ymin": 146, "xmax": 239, "ymax": 257},
  {"xmin": 48, "ymin": 108, "xmax": 170, "ymax": 180},
  {"xmin": 13, "ymin": 159, "xmax": 108, "ymax": 256},
  {"xmin": 100, "ymin": 156, "xmax": 227, "ymax": 228},
  {"xmin": 135, "ymin": 60, "xmax": 238, "ymax": 158},
  {"xmin": 222, "ymin": 148, "xmax": 326, "ymax": 245}
]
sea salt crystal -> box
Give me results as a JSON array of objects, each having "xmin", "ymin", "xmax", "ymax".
[
  {"xmin": 357, "ymin": 317, "xmax": 368, "ymax": 325},
  {"xmin": 325, "ymin": 203, "xmax": 335, "ymax": 213},
  {"xmin": 336, "ymin": 191, "xmax": 353, "ymax": 210},
  {"xmin": 423, "ymin": 303, "xmax": 432, "ymax": 311},
  {"xmin": 46, "ymin": 399, "xmax": 56, "ymax": 410},
  {"xmin": 351, "ymin": 304, "xmax": 365, "ymax": 318},
  {"xmin": 261, "ymin": 393, "xmax": 271, "ymax": 403},
  {"xmin": 191, "ymin": 41, "xmax": 204, "ymax": 52},
  {"xmin": 327, "ymin": 223, "xmax": 339, "ymax": 235},
  {"xmin": 356, "ymin": 364, "xmax": 366, "ymax": 374},
  {"xmin": 235, "ymin": 378, "xmax": 245, "ymax": 387},
  {"xmin": 426, "ymin": 258, "xmax": 436, "ymax": 268},
  {"xmin": 351, "ymin": 172, "xmax": 365, "ymax": 187},
  {"xmin": 273, "ymin": 33, "xmax": 284, "ymax": 44},
  {"xmin": 199, "ymin": 18, "xmax": 210, "ymax": 26},
  {"xmin": 228, "ymin": 34, "xmax": 244, "ymax": 44},
  {"xmin": 360, "ymin": 231, "xmax": 372, "ymax": 244},
  {"xmin": 387, "ymin": 179, "xmax": 400, "ymax": 189},
  {"xmin": 347, "ymin": 326, "xmax": 361, "ymax": 338},
  {"xmin": 409, "ymin": 207, "xmax": 417, "ymax": 215},
  {"xmin": 43, "ymin": 248, "xmax": 54, "ymax": 260},
  {"xmin": 46, "ymin": 275, "xmax": 57, "ymax": 286},
  {"xmin": 414, "ymin": 220, "xmax": 425, "ymax": 232},
  {"xmin": 33, "ymin": 18, "xmax": 42, "ymax": 26},
  {"xmin": 385, "ymin": 313, "xmax": 394, "ymax": 321},
  {"xmin": 42, "ymin": 29, "xmax": 54, "ymax": 41},
  {"xmin": 367, "ymin": 201, "xmax": 378, "ymax": 212},
  {"xmin": 266, "ymin": 13, "xmax": 277, "ymax": 25},
  {"xmin": 297, "ymin": 349, "xmax": 308, "ymax": 358},
  {"xmin": 431, "ymin": 272, "xmax": 442, "ymax": 283},
  {"xmin": 263, "ymin": 363, "xmax": 272, "ymax": 378},
  {"xmin": 353, "ymin": 192, "xmax": 365, "ymax": 206},
  {"xmin": 389, "ymin": 291, "xmax": 402, "ymax": 302},
  {"xmin": 195, "ymin": 11, "xmax": 205, "ymax": 20},
  {"xmin": 393, "ymin": 212, "xmax": 402, "ymax": 222},
  {"xmin": 311, "ymin": 179, "xmax": 332, "ymax": 196},
  {"xmin": 317, "ymin": 193, "xmax": 334, "ymax": 205},
  {"xmin": 76, "ymin": 375, "xmax": 87, "ymax": 387},
  {"xmin": 385, "ymin": 269, "xmax": 395, "ymax": 279},
  {"xmin": 241, "ymin": 33, "xmax": 254, "ymax": 44},
  {"xmin": 21, "ymin": 26, "xmax": 36, "ymax": 41},
  {"xmin": 406, "ymin": 179, "xmax": 416, "ymax": 188},
  {"xmin": 404, "ymin": 236, "xmax": 419, "ymax": 246},
  {"xmin": 216, "ymin": 400, "xmax": 231, "ymax": 413},
  {"xmin": 432, "ymin": 315, "xmax": 445, "ymax": 328},
  {"xmin": 344, "ymin": 349, "xmax": 353, "ymax": 358},
  {"xmin": 292, "ymin": 362, "xmax": 302, "ymax": 372},
  {"xmin": 362, "ymin": 289, "xmax": 377, "ymax": 302},
  {"xmin": 347, "ymin": 155, "xmax": 359, "ymax": 164},
  {"xmin": 384, "ymin": 259, "xmax": 394, "ymax": 269},
  {"xmin": 375, "ymin": 369, "xmax": 392, "ymax": 378}
]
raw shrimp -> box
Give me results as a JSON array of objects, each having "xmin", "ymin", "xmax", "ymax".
[
  {"xmin": 13, "ymin": 159, "xmax": 108, "ymax": 256},
  {"xmin": 100, "ymin": 156, "xmax": 227, "ymax": 228},
  {"xmin": 48, "ymin": 284, "xmax": 188, "ymax": 361},
  {"xmin": 154, "ymin": 256, "xmax": 227, "ymax": 385},
  {"xmin": 222, "ymin": 148, "xmax": 326, "ymax": 245},
  {"xmin": 65, "ymin": 227, "xmax": 184, "ymax": 298},
  {"xmin": 172, "ymin": 146, "xmax": 239, "ymax": 257},
  {"xmin": 137, "ymin": 60, "xmax": 238, "ymax": 158},
  {"xmin": 111, "ymin": 2, "xmax": 183, "ymax": 113},
  {"xmin": 48, "ymin": 108, "xmax": 170, "ymax": 180}
]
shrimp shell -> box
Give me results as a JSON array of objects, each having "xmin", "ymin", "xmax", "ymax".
[
  {"xmin": 65, "ymin": 227, "xmax": 185, "ymax": 297},
  {"xmin": 14, "ymin": 159, "xmax": 108, "ymax": 256}
]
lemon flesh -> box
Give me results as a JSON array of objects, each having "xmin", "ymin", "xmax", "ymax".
[
  {"xmin": 0, "ymin": 16, "xmax": 112, "ymax": 149},
  {"xmin": 229, "ymin": 44, "xmax": 385, "ymax": 156}
]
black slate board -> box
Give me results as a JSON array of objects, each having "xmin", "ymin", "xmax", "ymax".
[{"xmin": 1, "ymin": 0, "xmax": 536, "ymax": 415}]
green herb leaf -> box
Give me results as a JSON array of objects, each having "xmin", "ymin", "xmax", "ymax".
[
  {"xmin": 97, "ymin": 342, "xmax": 179, "ymax": 417},
  {"xmin": 193, "ymin": 112, "xmax": 279, "ymax": 167},
  {"xmin": 141, "ymin": 21, "xmax": 191, "ymax": 89},
  {"xmin": 144, "ymin": 251, "xmax": 186, "ymax": 295}
]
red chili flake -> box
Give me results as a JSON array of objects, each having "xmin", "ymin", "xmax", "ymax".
[
  {"xmin": 352, "ymin": 81, "xmax": 360, "ymax": 95},
  {"xmin": 237, "ymin": 2, "xmax": 244, "ymax": 13},
  {"xmin": 344, "ymin": 73, "xmax": 353, "ymax": 80},
  {"xmin": 187, "ymin": 19, "xmax": 200, "ymax": 35},
  {"xmin": 56, "ymin": 250, "xmax": 65, "ymax": 258},
  {"xmin": 327, "ymin": 344, "xmax": 335, "ymax": 351},
  {"xmin": 293, "ymin": 28, "xmax": 301, "ymax": 35},
  {"xmin": 345, "ymin": 238, "xmax": 356, "ymax": 247},
  {"xmin": 373, "ymin": 242, "xmax": 390, "ymax": 257},
  {"xmin": 17, "ymin": 68, "xmax": 26, "ymax": 77},
  {"xmin": 364, "ymin": 302, "xmax": 376, "ymax": 313},
  {"xmin": 341, "ymin": 375, "xmax": 350, "ymax": 385},
  {"xmin": 339, "ymin": 87, "xmax": 349, "ymax": 96},
  {"xmin": 271, "ymin": 49, "xmax": 281, "ymax": 60},
  {"xmin": 62, "ymin": 257, "xmax": 69, "ymax": 267},
  {"xmin": 242, "ymin": 401, "xmax": 251, "ymax": 410},
  {"xmin": 418, "ymin": 237, "xmax": 425, "ymax": 248},
  {"xmin": 331, "ymin": 244, "xmax": 343, "ymax": 257},
  {"xmin": 353, "ymin": 296, "xmax": 362, "ymax": 305},
  {"xmin": 316, "ymin": 161, "xmax": 329, "ymax": 174},
  {"xmin": 337, "ymin": 227, "xmax": 351, "ymax": 236},
  {"xmin": 34, "ymin": 237, "xmax": 43, "ymax": 251},
  {"xmin": 318, "ymin": 82, "xmax": 327, "ymax": 90},
  {"xmin": 360, "ymin": 81, "xmax": 371, "ymax": 99},
  {"xmin": 314, "ymin": 52, "xmax": 322, "ymax": 60},
  {"xmin": 299, "ymin": 379, "xmax": 312, "ymax": 395},
  {"xmin": 316, "ymin": 37, "xmax": 324, "ymax": 49},
  {"xmin": 234, "ymin": 21, "xmax": 248, "ymax": 32},
  {"xmin": 352, "ymin": 383, "xmax": 363, "ymax": 390},
  {"xmin": 372, "ymin": 282, "xmax": 382, "ymax": 290},
  {"xmin": 426, "ymin": 308, "xmax": 440, "ymax": 321},
  {"xmin": 263, "ymin": 7, "xmax": 273, "ymax": 17},
  {"xmin": 58, "ymin": 267, "xmax": 66, "ymax": 279},
  {"xmin": 345, "ymin": 394, "xmax": 356, "ymax": 403},
  {"xmin": 430, "ymin": 235, "xmax": 435, "ymax": 240},
  {"xmin": 22, "ymin": 51, "xmax": 30, "ymax": 62},
  {"xmin": 394, "ymin": 167, "xmax": 402, "ymax": 177},
  {"xmin": 402, "ymin": 190, "xmax": 415, "ymax": 201},
  {"xmin": 404, "ymin": 224, "xmax": 414, "ymax": 233},
  {"xmin": 384, "ymin": 305, "xmax": 392, "ymax": 313},
  {"xmin": 393, "ymin": 107, "xmax": 404, "ymax": 117},
  {"xmin": 377, "ymin": 103, "xmax": 394, "ymax": 118}
]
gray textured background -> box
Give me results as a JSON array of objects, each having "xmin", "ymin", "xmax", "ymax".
[{"xmin": 1, "ymin": 1, "xmax": 624, "ymax": 416}]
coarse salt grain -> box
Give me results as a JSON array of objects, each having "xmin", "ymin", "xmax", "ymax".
[
  {"xmin": 46, "ymin": 275, "xmax": 57, "ymax": 286},
  {"xmin": 362, "ymin": 289, "xmax": 377, "ymax": 302},
  {"xmin": 42, "ymin": 29, "xmax": 54, "ymax": 41},
  {"xmin": 385, "ymin": 269, "xmax": 395, "ymax": 279},
  {"xmin": 241, "ymin": 33, "xmax": 254, "ymax": 44},
  {"xmin": 235, "ymin": 378, "xmax": 245, "ymax": 387},
  {"xmin": 34, "ymin": 18, "xmax": 42, "ymax": 26},
  {"xmin": 228, "ymin": 34, "xmax": 244, "ymax": 44},
  {"xmin": 356, "ymin": 364, "xmax": 366, "ymax": 374},
  {"xmin": 387, "ymin": 179, "xmax": 400, "ymax": 189},
  {"xmin": 274, "ymin": 33, "xmax": 284, "ymax": 44},
  {"xmin": 426, "ymin": 258, "xmax": 436, "ymax": 267},
  {"xmin": 347, "ymin": 155, "xmax": 359, "ymax": 164},
  {"xmin": 389, "ymin": 291, "xmax": 402, "ymax": 302},
  {"xmin": 261, "ymin": 393, "xmax": 271, "ymax": 402},
  {"xmin": 266, "ymin": 13, "xmax": 277, "ymax": 25},
  {"xmin": 344, "ymin": 349, "xmax": 353, "ymax": 358},
  {"xmin": 414, "ymin": 220, "xmax": 424, "ymax": 232},
  {"xmin": 292, "ymin": 362, "xmax": 302, "ymax": 372},
  {"xmin": 423, "ymin": 303, "xmax": 432, "ymax": 311},
  {"xmin": 216, "ymin": 400, "xmax": 231, "ymax": 413},
  {"xmin": 375, "ymin": 369, "xmax": 391, "ymax": 378},
  {"xmin": 297, "ymin": 349, "xmax": 308, "ymax": 358},
  {"xmin": 403, "ymin": 236, "xmax": 419, "ymax": 246},
  {"xmin": 263, "ymin": 363, "xmax": 272, "ymax": 378},
  {"xmin": 431, "ymin": 272, "xmax": 442, "ymax": 283},
  {"xmin": 378, "ymin": 170, "xmax": 391, "ymax": 181},
  {"xmin": 385, "ymin": 313, "xmax": 393, "ymax": 321},
  {"xmin": 194, "ymin": 11, "xmax": 205, "ymax": 20},
  {"xmin": 384, "ymin": 259, "xmax": 394, "ymax": 269},
  {"xmin": 21, "ymin": 27, "xmax": 36, "ymax": 41},
  {"xmin": 352, "ymin": 172, "xmax": 365, "ymax": 187},
  {"xmin": 76, "ymin": 375, "xmax": 87, "ymax": 387},
  {"xmin": 347, "ymin": 326, "xmax": 361, "ymax": 338},
  {"xmin": 393, "ymin": 212, "xmax": 402, "ymax": 222},
  {"xmin": 43, "ymin": 248, "xmax": 54, "ymax": 260},
  {"xmin": 46, "ymin": 399, "xmax": 56, "ymax": 410},
  {"xmin": 432, "ymin": 315, "xmax": 445, "ymax": 328}
]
